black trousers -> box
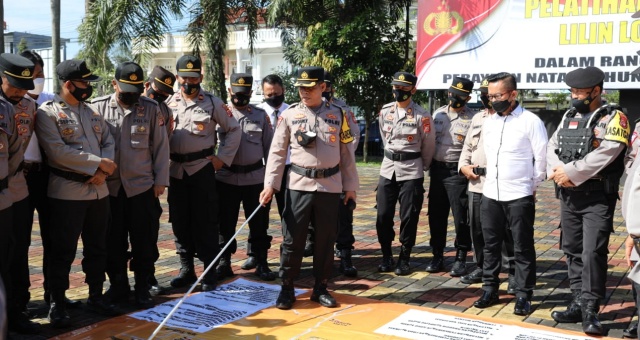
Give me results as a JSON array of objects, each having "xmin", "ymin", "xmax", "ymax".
[
  {"xmin": 8, "ymin": 197, "xmax": 32, "ymax": 313},
  {"xmin": 280, "ymin": 190, "xmax": 339, "ymax": 281},
  {"xmin": 336, "ymin": 193, "xmax": 355, "ymax": 250},
  {"xmin": 481, "ymin": 195, "xmax": 536, "ymax": 299},
  {"xmin": 0, "ymin": 207, "xmax": 13, "ymax": 309},
  {"xmin": 469, "ymin": 191, "xmax": 515, "ymax": 269},
  {"xmin": 428, "ymin": 166, "xmax": 470, "ymax": 252},
  {"xmin": 107, "ymin": 187, "xmax": 162, "ymax": 284},
  {"xmin": 25, "ymin": 165, "xmax": 52, "ymax": 292},
  {"xmin": 217, "ymin": 181, "xmax": 271, "ymax": 256},
  {"xmin": 559, "ymin": 189, "xmax": 616, "ymax": 300},
  {"xmin": 48, "ymin": 197, "xmax": 110, "ymax": 291},
  {"xmin": 168, "ymin": 163, "xmax": 219, "ymax": 264},
  {"xmin": 375, "ymin": 175, "xmax": 425, "ymax": 250}
]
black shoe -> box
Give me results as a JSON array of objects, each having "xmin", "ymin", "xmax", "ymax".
[
  {"xmin": 395, "ymin": 258, "xmax": 411, "ymax": 276},
  {"xmin": 514, "ymin": 297, "xmax": 532, "ymax": 315},
  {"xmin": 149, "ymin": 284, "xmax": 171, "ymax": 296},
  {"xmin": 44, "ymin": 291, "xmax": 82, "ymax": 308},
  {"xmin": 255, "ymin": 262, "xmax": 277, "ymax": 281},
  {"xmin": 103, "ymin": 284, "xmax": 130, "ymax": 304},
  {"xmin": 304, "ymin": 242, "xmax": 314, "ymax": 257},
  {"xmin": 201, "ymin": 282, "xmax": 217, "ymax": 292},
  {"xmin": 551, "ymin": 290, "xmax": 582, "ymax": 323},
  {"xmin": 425, "ymin": 254, "xmax": 444, "ymax": 273},
  {"xmin": 86, "ymin": 296, "xmax": 119, "ymax": 317},
  {"xmin": 275, "ymin": 287, "xmax": 296, "ymax": 310},
  {"xmin": 378, "ymin": 256, "xmax": 395, "ymax": 272},
  {"xmin": 9, "ymin": 311, "xmax": 42, "ymax": 334},
  {"xmin": 339, "ymin": 249, "xmax": 358, "ymax": 277},
  {"xmin": 311, "ymin": 287, "xmax": 337, "ymax": 308},
  {"xmin": 473, "ymin": 290, "xmax": 499, "ymax": 309},
  {"xmin": 134, "ymin": 290, "xmax": 154, "ymax": 309},
  {"xmin": 170, "ymin": 272, "xmax": 197, "ymax": 288},
  {"xmin": 460, "ymin": 268, "xmax": 483, "ymax": 284},
  {"xmin": 241, "ymin": 256, "xmax": 258, "ymax": 270},
  {"xmin": 506, "ymin": 275, "xmax": 518, "ymax": 295},
  {"xmin": 450, "ymin": 260, "xmax": 467, "ymax": 277},
  {"xmin": 581, "ymin": 299, "xmax": 604, "ymax": 336},
  {"xmin": 48, "ymin": 302, "xmax": 70, "ymax": 329},
  {"xmin": 216, "ymin": 264, "xmax": 234, "ymax": 279},
  {"xmin": 623, "ymin": 322, "xmax": 638, "ymax": 338}
]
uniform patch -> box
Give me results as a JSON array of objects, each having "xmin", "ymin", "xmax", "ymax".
[
  {"xmin": 93, "ymin": 125, "xmax": 101, "ymax": 133},
  {"xmin": 62, "ymin": 128, "xmax": 74, "ymax": 136},
  {"xmin": 386, "ymin": 114, "xmax": 393, "ymax": 121},
  {"xmin": 159, "ymin": 116, "xmax": 165, "ymax": 126},
  {"xmin": 17, "ymin": 112, "xmax": 29, "ymax": 118},
  {"xmin": 295, "ymin": 113, "xmax": 305, "ymax": 119},
  {"xmin": 195, "ymin": 123, "xmax": 205, "ymax": 131},
  {"xmin": 18, "ymin": 125, "xmax": 28, "ymax": 135},
  {"xmin": 58, "ymin": 112, "xmax": 68, "ymax": 119},
  {"xmin": 407, "ymin": 108, "xmax": 412, "ymax": 113},
  {"xmin": 407, "ymin": 135, "xmax": 414, "ymax": 142},
  {"xmin": 198, "ymin": 94, "xmax": 204, "ymax": 101},
  {"xmin": 137, "ymin": 126, "xmax": 146, "ymax": 133},
  {"xmin": 277, "ymin": 116, "xmax": 284, "ymax": 127},
  {"xmin": 592, "ymin": 139, "xmax": 600, "ymax": 148},
  {"xmin": 604, "ymin": 112, "xmax": 630, "ymax": 145},
  {"xmin": 422, "ymin": 117, "xmax": 431, "ymax": 133},
  {"xmin": 326, "ymin": 114, "xmax": 336, "ymax": 119},
  {"xmin": 568, "ymin": 121, "xmax": 579, "ymax": 129},
  {"xmin": 328, "ymin": 134, "xmax": 336, "ymax": 143},
  {"xmin": 222, "ymin": 104, "xmax": 232, "ymax": 117},
  {"xmin": 340, "ymin": 113, "xmax": 354, "ymax": 144},
  {"xmin": 620, "ymin": 114, "xmax": 628, "ymax": 129},
  {"xmin": 456, "ymin": 134, "xmax": 464, "ymax": 142},
  {"xmin": 328, "ymin": 126, "xmax": 337, "ymax": 133},
  {"xmin": 169, "ymin": 102, "xmax": 178, "ymax": 107}
]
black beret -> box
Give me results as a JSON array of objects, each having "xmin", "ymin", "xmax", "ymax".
[
  {"xmin": 449, "ymin": 76, "xmax": 473, "ymax": 97},
  {"xmin": 149, "ymin": 66, "xmax": 175, "ymax": 94},
  {"xmin": 56, "ymin": 59, "xmax": 101, "ymax": 82},
  {"xmin": 391, "ymin": 72, "xmax": 417, "ymax": 86},
  {"xmin": 230, "ymin": 73, "xmax": 253, "ymax": 93},
  {"xmin": 176, "ymin": 55, "xmax": 201, "ymax": 78},
  {"xmin": 294, "ymin": 67, "xmax": 324, "ymax": 87},
  {"xmin": 115, "ymin": 61, "xmax": 144, "ymax": 93},
  {"xmin": 565, "ymin": 66, "xmax": 605, "ymax": 89},
  {"xmin": 0, "ymin": 53, "xmax": 35, "ymax": 90}
]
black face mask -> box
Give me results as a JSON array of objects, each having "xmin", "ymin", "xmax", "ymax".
[
  {"xmin": 231, "ymin": 93, "xmax": 251, "ymax": 107},
  {"xmin": 322, "ymin": 91, "xmax": 333, "ymax": 101},
  {"xmin": 146, "ymin": 87, "xmax": 168, "ymax": 103},
  {"xmin": 118, "ymin": 92, "xmax": 141, "ymax": 106},
  {"xmin": 294, "ymin": 130, "xmax": 316, "ymax": 147},
  {"xmin": 492, "ymin": 99, "xmax": 512, "ymax": 115},
  {"xmin": 264, "ymin": 93, "xmax": 285, "ymax": 108},
  {"xmin": 448, "ymin": 95, "xmax": 467, "ymax": 109},
  {"xmin": 70, "ymin": 83, "xmax": 93, "ymax": 102},
  {"xmin": 392, "ymin": 89, "xmax": 412, "ymax": 102},
  {"xmin": 571, "ymin": 88, "xmax": 595, "ymax": 114},
  {"xmin": 480, "ymin": 94, "xmax": 491, "ymax": 109},
  {"xmin": 0, "ymin": 90, "xmax": 20, "ymax": 105},
  {"xmin": 181, "ymin": 83, "xmax": 200, "ymax": 95}
]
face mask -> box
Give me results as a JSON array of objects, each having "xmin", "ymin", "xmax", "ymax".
[
  {"xmin": 448, "ymin": 95, "xmax": 467, "ymax": 109},
  {"xmin": 28, "ymin": 78, "xmax": 45, "ymax": 95},
  {"xmin": 264, "ymin": 93, "xmax": 285, "ymax": 108},
  {"xmin": 146, "ymin": 87, "xmax": 168, "ymax": 103},
  {"xmin": 0, "ymin": 90, "xmax": 20, "ymax": 105},
  {"xmin": 181, "ymin": 83, "xmax": 200, "ymax": 95},
  {"xmin": 571, "ymin": 88, "xmax": 594, "ymax": 114},
  {"xmin": 492, "ymin": 99, "xmax": 512, "ymax": 115},
  {"xmin": 231, "ymin": 93, "xmax": 251, "ymax": 106},
  {"xmin": 294, "ymin": 129, "xmax": 316, "ymax": 147},
  {"xmin": 322, "ymin": 91, "xmax": 333, "ymax": 101},
  {"xmin": 70, "ymin": 83, "xmax": 93, "ymax": 102},
  {"xmin": 480, "ymin": 94, "xmax": 491, "ymax": 109},
  {"xmin": 118, "ymin": 92, "xmax": 141, "ymax": 106},
  {"xmin": 392, "ymin": 89, "xmax": 412, "ymax": 102}
]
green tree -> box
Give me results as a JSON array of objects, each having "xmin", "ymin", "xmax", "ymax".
[
  {"xmin": 17, "ymin": 38, "xmax": 28, "ymax": 53},
  {"xmin": 603, "ymin": 90, "xmax": 620, "ymax": 105},
  {"xmin": 546, "ymin": 92, "xmax": 569, "ymax": 110}
]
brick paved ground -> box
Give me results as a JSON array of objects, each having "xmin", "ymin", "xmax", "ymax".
[{"xmin": 9, "ymin": 164, "xmax": 635, "ymax": 339}]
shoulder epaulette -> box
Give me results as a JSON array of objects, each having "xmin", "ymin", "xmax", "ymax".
[
  {"xmin": 288, "ymin": 102, "xmax": 300, "ymax": 109},
  {"xmin": 91, "ymin": 94, "xmax": 112, "ymax": 103},
  {"xmin": 382, "ymin": 102, "xmax": 394, "ymax": 109},
  {"xmin": 139, "ymin": 96, "xmax": 158, "ymax": 106},
  {"xmin": 250, "ymin": 104, "xmax": 266, "ymax": 113}
]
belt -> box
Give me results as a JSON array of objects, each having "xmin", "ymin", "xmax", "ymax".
[
  {"xmin": 433, "ymin": 160, "xmax": 458, "ymax": 170},
  {"xmin": 384, "ymin": 150, "xmax": 421, "ymax": 161},
  {"xmin": 49, "ymin": 167, "xmax": 92, "ymax": 183},
  {"xmin": 564, "ymin": 179, "xmax": 605, "ymax": 192},
  {"xmin": 223, "ymin": 160, "xmax": 264, "ymax": 174},
  {"xmin": 290, "ymin": 164, "xmax": 340, "ymax": 179},
  {"xmin": 170, "ymin": 147, "xmax": 215, "ymax": 163},
  {"xmin": 0, "ymin": 176, "xmax": 7, "ymax": 191}
]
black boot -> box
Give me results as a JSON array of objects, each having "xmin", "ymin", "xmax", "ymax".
[
  {"xmin": 242, "ymin": 256, "xmax": 258, "ymax": 270},
  {"xmin": 581, "ymin": 299, "xmax": 604, "ymax": 335},
  {"xmin": 134, "ymin": 272, "xmax": 154, "ymax": 309},
  {"xmin": 551, "ymin": 289, "xmax": 582, "ymax": 323},
  {"xmin": 339, "ymin": 249, "xmax": 358, "ymax": 277},
  {"xmin": 378, "ymin": 245, "xmax": 394, "ymax": 272},
  {"xmin": 104, "ymin": 273, "xmax": 131, "ymax": 304},
  {"xmin": 170, "ymin": 254, "xmax": 197, "ymax": 288},
  {"xmin": 310, "ymin": 279, "xmax": 337, "ymax": 308},
  {"xmin": 276, "ymin": 278, "xmax": 296, "ymax": 310},
  {"xmin": 254, "ymin": 249, "xmax": 277, "ymax": 281},
  {"xmin": 202, "ymin": 261, "xmax": 217, "ymax": 292},
  {"xmin": 44, "ymin": 289, "xmax": 82, "ymax": 308},
  {"xmin": 216, "ymin": 253, "xmax": 234, "ymax": 279},
  {"xmin": 425, "ymin": 250, "xmax": 444, "ymax": 273},
  {"xmin": 9, "ymin": 309, "xmax": 42, "ymax": 334},
  {"xmin": 394, "ymin": 245, "xmax": 411, "ymax": 276},
  {"xmin": 449, "ymin": 249, "xmax": 468, "ymax": 277},
  {"xmin": 48, "ymin": 290, "xmax": 70, "ymax": 328},
  {"xmin": 86, "ymin": 284, "xmax": 119, "ymax": 316}
]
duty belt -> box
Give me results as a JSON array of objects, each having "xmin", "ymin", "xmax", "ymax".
[
  {"xmin": 223, "ymin": 160, "xmax": 264, "ymax": 174},
  {"xmin": 290, "ymin": 164, "xmax": 340, "ymax": 179},
  {"xmin": 49, "ymin": 167, "xmax": 92, "ymax": 183},
  {"xmin": 0, "ymin": 176, "xmax": 7, "ymax": 191},
  {"xmin": 432, "ymin": 160, "xmax": 458, "ymax": 170},
  {"xmin": 384, "ymin": 150, "xmax": 421, "ymax": 161},
  {"xmin": 170, "ymin": 147, "xmax": 215, "ymax": 163},
  {"xmin": 564, "ymin": 179, "xmax": 605, "ymax": 192}
]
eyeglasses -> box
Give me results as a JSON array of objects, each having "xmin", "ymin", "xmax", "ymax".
[{"xmin": 487, "ymin": 92, "xmax": 509, "ymax": 101}]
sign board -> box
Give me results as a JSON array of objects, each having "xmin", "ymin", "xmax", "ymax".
[{"xmin": 416, "ymin": 0, "xmax": 640, "ymax": 90}]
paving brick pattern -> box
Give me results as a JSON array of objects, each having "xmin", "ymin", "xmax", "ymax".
[{"xmin": 10, "ymin": 165, "xmax": 635, "ymax": 339}]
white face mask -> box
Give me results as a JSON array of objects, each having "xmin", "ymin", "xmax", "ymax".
[{"xmin": 28, "ymin": 78, "xmax": 45, "ymax": 95}]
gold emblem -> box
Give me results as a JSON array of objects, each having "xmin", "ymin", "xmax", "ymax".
[
  {"xmin": 18, "ymin": 112, "xmax": 29, "ymax": 118},
  {"xmin": 238, "ymin": 78, "xmax": 245, "ymax": 85},
  {"xmin": 93, "ymin": 125, "xmax": 101, "ymax": 133},
  {"xmin": 137, "ymin": 126, "xmax": 146, "ymax": 133},
  {"xmin": 456, "ymin": 82, "xmax": 463, "ymax": 89},
  {"xmin": 21, "ymin": 69, "xmax": 31, "ymax": 77},
  {"xmin": 130, "ymin": 74, "xmax": 138, "ymax": 81},
  {"xmin": 424, "ymin": 0, "xmax": 464, "ymax": 36},
  {"xmin": 328, "ymin": 126, "xmax": 337, "ymax": 132},
  {"xmin": 399, "ymin": 74, "xmax": 405, "ymax": 81},
  {"xmin": 330, "ymin": 135, "xmax": 337, "ymax": 143},
  {"xmin": 62, "ymin": 128, "xmax": 74, "ymax": 136},
  {"xmin": 164, "ymin": 77, "xmax": 172, "ymax": 85},
  {"xmin": 481, "ymin": 79, "xmax": 489, "ymax": 86},
  {"xmin": 196, "ymin": 123, "xmax": 204, "ymax": 131},
  {"xmin": 186, "ymin": 62, "xmax": 193, "ymax": 69},
  {"xmin": 295, "ymin": 113, "xmax": 305, "ymax": 119},
  {"xmin": 301, "ymin": 72, "xmax": 308, "ymax": 79}
]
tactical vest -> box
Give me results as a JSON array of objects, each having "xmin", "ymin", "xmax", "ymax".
[{"xmin": 555, "ymin": 104, "xmax": 626, "ymax": 180}]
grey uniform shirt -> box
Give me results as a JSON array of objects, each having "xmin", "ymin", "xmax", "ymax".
[
  {"xmin": 35, "ymin": 95, "xmax": 115, "ymax": 200},
  {"xmin": 93, "ymin": 94, "xmax": 170, "ymax": 197},
  {"xmin": 546, "ymin": 107, "xmax": 628, "ymax": 186},
  {"xmin": 216, "ymin": 104, "xmax": 273, "ymax": 186},
  {"xmin": 458, "ymin": 109, "xmax": 490, "ymax": 193},
  {"xmin": 8, "ymin": 95, "xmax": 37, "ymax": 202},
  {"xmin": 167, "ymin": 89, "xmax": 241, "ymax": 179},
  {"xmin": 378, "ymin": 100, "xmax": 436, "ymax": 181},
  {"xmin": 432, "ymin": 105, "xmax": 475, "ymax": 162},
  {"xmin": 0, "ymin": 98, "xmax": 19, "ymax": 210},
  {"xmin": 329, "ymin": 97, "xmax": 360, "ymax": 154},
  {"xmin": 264, "ymin": 101, "xmax": 359, "ymax": 193}
]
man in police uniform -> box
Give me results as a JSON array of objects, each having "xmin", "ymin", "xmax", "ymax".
[
  {"xmin": 215, "ymin": 73, "xmax": 275, "ymax": 282},
  {"xmin": 548, "ymin": 66, "xmax": 629, "ymax": 335},
  {"xmin": 259, "ymin": 66, "xmax": 359, "ymax": 309},
  {"xmin": 375, "ymin": 72, "xmax": 435, "ymax": 276},
  {"xmin": 424, "ymin": 76, "xmax": 475, "ymax": 276},
  {"xmin": 35, "ymin": 59, "xmax": 118, "ymax": 327},
  {"xmin": 167, "ymin": 55, "xmax": 241, "ymax": 291},
  {"xmin": 93, "ymin": 62, "xmax": 169, "ymax": 308}
]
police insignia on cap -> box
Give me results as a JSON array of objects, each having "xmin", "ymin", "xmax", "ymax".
[
  {"xmin": 399, "ymin": 74, "xmax": 405, "ymax": 80},
  {"xmin": 186, "ymin": 62, "xmax": 193, "ymax": 69},
  {"xmin": 456, "ymin": 82, "xmax": 463, "ymax": 89},
  {"xmin": 481, "ymin": 79, "xmax": 489, "ymax": 87},
  {"xmin": 130, "ymin": 74, "xmax": 138, "ymax": 81},
  {"xmin": 301, "ymin": 72, "xmax": 308, "ymax": 79},
  {"xmin": 238, "ymin": 78, "xmax": 245, "ymax": 84},
  {"xmin": 21, "ymin": 69, "xmax": 31, "ymax": 77},
  {"xmin": 164, "ymin": 77, "xmax": 172, "ymax": 85}
]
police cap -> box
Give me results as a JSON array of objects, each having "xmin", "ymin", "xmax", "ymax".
[
  {"xmin": 176, "ymin": 55, "xmax": 201, "ymax": 78},
  {"xmin": 479, "ymin": 76, "xmax": 491, "ymax": 94},
  {"xmin": 230, "ymin": 73, "xmax": 253, "ymax": 93},
  {"xmin": 565, "ymin": 66, "xmax": 605, "ymax": 89},
  {"xmin": 149, "ymin": 66, "xmax": 175, "ymax": 95},
  {"xmin": 0, "ymin": 53, "xmax": 35, "ymax": 90},
  {"xmin": 294, "ymin": 67, "xmax": 324, "ymax": 87},
  {"xmin": 323, "ymin": 70, "xmax": 333, "ymax": 85},
  {"xmin": 449, "ymin": 76, "xmax": 473, "ymax": 97},
  {"xmin": 56, "ymin": 59, "xmax": 101, "ymax": 82},
  {"xmin": 391, "ymin": 72, "xmax": 417, "ymax": 87},
  {"xmin": 115, "ymin": 61, "xmax": 144, "ymax": 93}
]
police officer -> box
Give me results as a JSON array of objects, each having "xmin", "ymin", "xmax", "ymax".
[
  {"xmin": 93, "ymin": 62, "xmax": 170, "ymax": 308},
  {"xmin": 548, "ymin": 66, "xmax": 629, "ymax": 335},
  {"xmin": 623, "ymin": 131, "xmax": 640, "ymax": 340},
  {"xmin": 259, "ymin": 66, "xmax": 359, "ymax": 309},
  {"xmin": 167, "ymin": 55, "xmax": 241, "ymax": 291},
  {"xmin": 0, "ymin": 53, "xmax": 42, "ymax": 334},
  {"xmin": 35, "ymin": 59, "xmax": 118, "ymax": 327},
  {"xmin": 376, "ymin": 71, "xmax": 435, "ymax": 276},
  {"xmin": 426, "ymin": 76, "xmax": 475, "ymax": 276},
  {"xmin": 141, "ymin": 65, "xmax": 175, "ymax": 296}
]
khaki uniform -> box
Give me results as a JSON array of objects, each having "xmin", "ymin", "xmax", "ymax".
[
  {"xmin": 624, "ymin": 122, "xmax": 640, "ymax": 170},
  {"xmin": 7, "ymin": 96, "xmax": 36, "ymax": 202},
  {"xmin": 433, "ymin": 105, "xmax": 475, "ymax": 162},
  {"xmin": 458, "ymin": 109, "xmax": 488, "ymax": 193}
]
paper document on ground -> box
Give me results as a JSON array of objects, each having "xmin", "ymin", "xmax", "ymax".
[
  {"xmin": 129, "ymin": 278, "xmax": 306, "ymax": 333},
  {"xmin": 375, "ymin": 309, "xmax": 596, "ymax": 340}
]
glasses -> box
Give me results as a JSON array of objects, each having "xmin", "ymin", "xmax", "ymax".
[{"xmin": 487, "ymin": 92, "xmax": 509, "ymax": 100}]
